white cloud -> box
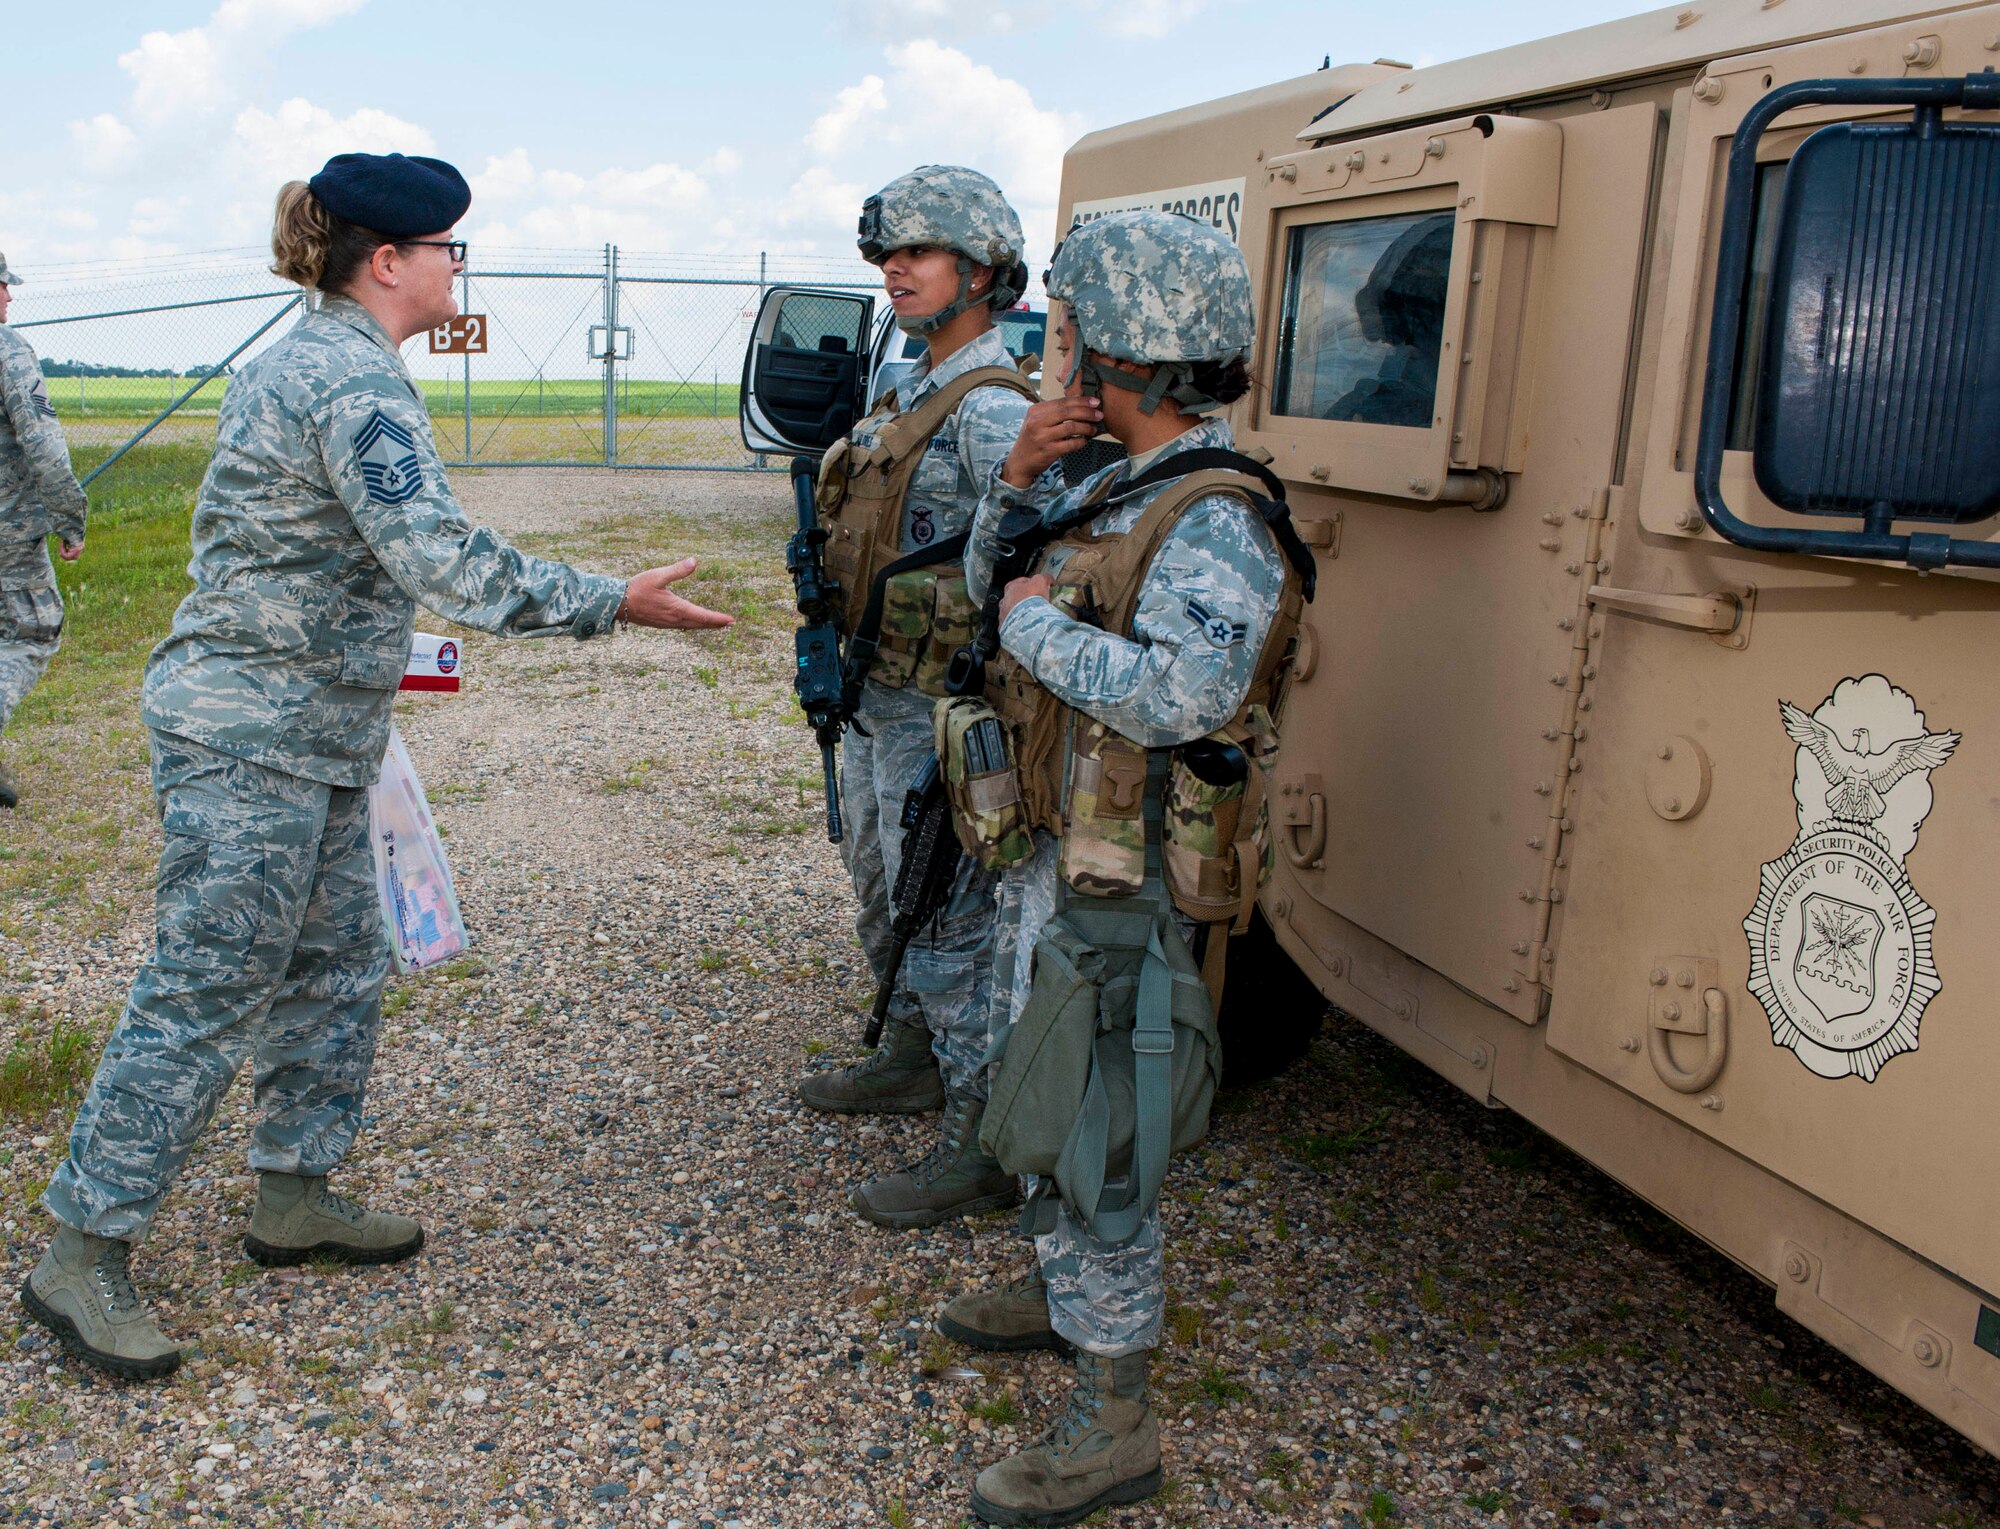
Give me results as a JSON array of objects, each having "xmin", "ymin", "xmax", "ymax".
[
  {"xmin": 1094, "ymin": 0, "xmax": 1209, "ymax": 38},
  {"xmin": 128, "ymin": 199, "xmax": 184, "ymax": 237},
  {"xmin": 71, "ymin": 114, "xmax": 139, "ymax": 175},
  {"xmin": 837, "ymin": 0, "xmax": 1053, "ymax": 40},
  {"xmin": 229, "ymin": 99, "xmax": 437, "ymax": 192},
  {"xmin": 807, "ymin": 75, "xmax": 887, "ymax": 158},
  {"xmin": 118, "ymin": 29, "xmax": 226, "ymax": 121}
]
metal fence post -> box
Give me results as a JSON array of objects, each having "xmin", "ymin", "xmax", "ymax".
[
  {"xmin": 602, "ymin": 243, "xmax": 619, "ymax": 467},
  {"xmin": 461, "ymin": 267, "xmax": 473, "ymax": 466}
]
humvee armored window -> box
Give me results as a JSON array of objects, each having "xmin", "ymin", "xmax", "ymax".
[{"xmin": 1271, "ymin": 210, "xmax": 1454, "ymax": 429}]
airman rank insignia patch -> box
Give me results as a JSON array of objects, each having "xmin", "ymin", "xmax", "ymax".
[
  {"xmin": 30, "ymin": 381, "xmax": 57, "ymax": 420},
  {"xmin": 1185, "ymin": 597, "xmax": 1247, "ymax": 649},
  {"xmin": 354, "ymin": 409, "xmax": 424, "ymax": 505}
]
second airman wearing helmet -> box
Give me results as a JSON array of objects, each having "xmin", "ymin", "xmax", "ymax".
[
  {"xmin": 936, "ymin": 209, "xmax": 1313, "ymax": 1527},
  {"xmin": 797, "ymin": 166, "xmax": 1039, "ymax": 1232}
]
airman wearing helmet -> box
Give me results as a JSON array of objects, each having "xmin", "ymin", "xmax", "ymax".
[
  {"xmin": 936, "ymin": 210, "xmax": 1313, "ymax": 1528},
  {"xmin": 797, "ymin": 166, "xmax": 1041, "ymax": 1235}
]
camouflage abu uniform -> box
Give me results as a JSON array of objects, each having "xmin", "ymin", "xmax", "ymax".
[
  {"xmin": 842, "ymin": 323, "xmax": 1032, "ymax": 1095},
  {"xmin": 967, "ymin": 417, "xmax": 1284, "ymax": 1355},
  {"xmin": 43, "ymin": 294, "xmax": 624, "ymax": 1241},
  {"xmin": 0, "ymin": 310, "xmax": 88, "ymax": 732}
]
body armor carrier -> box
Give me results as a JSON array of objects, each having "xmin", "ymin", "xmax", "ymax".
[
  {"xmin": 815, "ymin": 364, "xmax": 1038, "ymax": 698},
  {"xmin": 963, "ymin": 457, "xmax": 1312, "ymax": 930}
]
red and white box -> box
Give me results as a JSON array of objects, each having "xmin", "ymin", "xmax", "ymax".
[{"xmin": 400, "ymin": 632, "xmax": 463, "ymax": 693}]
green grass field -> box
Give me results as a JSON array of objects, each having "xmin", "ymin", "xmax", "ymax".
[{"xmin": 45, "ymin": 375, "xmax": 742, "ymax": 421}]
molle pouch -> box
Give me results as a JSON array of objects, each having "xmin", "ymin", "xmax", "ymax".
[
  {"xmin": 1058, "ymin": 718, "xmax": 1149, "ymax": 898},
  {"xmin": 1163, "ymin": 706, "xmax": 1279, "ymax": 925},
  {"xmin": 912, "ymin": 573, "xmax": 976, "ymax": 696},
  {"xmin": 867, "ymin": 569, "xmax": 931, "ymax": 689},
  {"xmin": 934, "ymin": 695, "xmax": 1035, "ymax": 869}
]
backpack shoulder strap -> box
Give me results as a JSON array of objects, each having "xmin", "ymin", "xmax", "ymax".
[{"xmin": 876, "ymin": 365, "xmax": 1037, "ymax": 463}]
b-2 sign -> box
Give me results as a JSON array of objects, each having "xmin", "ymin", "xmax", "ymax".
[{"xmin": 428, "ymin": 316, "xmax": 488, "ymax": 355}]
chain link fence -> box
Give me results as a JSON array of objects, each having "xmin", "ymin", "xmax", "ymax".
[{"xmin": 14, "ymin": 245, "xmax": 879, "ymax": 487}]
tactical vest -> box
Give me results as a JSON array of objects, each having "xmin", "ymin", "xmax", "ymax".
[
  {"xmin": 987, "ymin": 466, "xmax": 1308, "ymax": 931},
  {"xmin": 815, "ymin": 363, "xmax": 1038, "ymax": 694}
]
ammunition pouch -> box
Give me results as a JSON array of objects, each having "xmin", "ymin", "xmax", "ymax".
[
  {"xmin": 1162, "ymin": 704, "xmax": 1279, "ymax": 931},
  {"xmin": 934, "ymin": 695, "xmax": 1035, "ymax": 869}
]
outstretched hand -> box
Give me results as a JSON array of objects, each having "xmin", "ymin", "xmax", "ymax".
[
  {"xmin": 619, "ymin": 558, "xmax": 735, "ymax": 631},
  {"xmin": 1000, "ymin": 397, "xmax": 1105, "ymax": 489}
]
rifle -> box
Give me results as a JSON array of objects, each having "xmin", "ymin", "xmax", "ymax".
[
  {"xmin": 787, "ymin": 455, "xmax": 847, "ymax": 842},
  {"xmin": 865, "ymin": 752, "xmax": 964, "ymax": 1047}
]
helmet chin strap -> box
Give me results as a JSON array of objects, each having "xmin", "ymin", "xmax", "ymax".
[
  {"xmin": 1078, "ymin": 352, "xmax": 1222, "ymax": 416},
  {"xmin": 896, "ymin": 255, "xmax": 987, "ymax": 337}
]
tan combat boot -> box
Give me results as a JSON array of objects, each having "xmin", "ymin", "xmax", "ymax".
[
  {"xmin": 971, "ymin": 1350, "xmax": 1161, "ymax": 1527},
  {"xmin": 798, "ymin": 1015, "xmax": 945, "ymax": 1115},
  {"xmin": 850, "ymin": 1091, "xmax": 1018, "ymax": 1229},
  {"xmin": 20, "ymin": 1226, "xmax": 182, "ymax": 1380},
  {"xmin": 938, "ymin": 1268, "xmax": 1072, "ymax": 1354},
  {"xmin": 0, "ymin": 759, "xmax": 18, "ymax": 810},
  {"xmin": 243, "ymin": 1173, "xmax": 423, "ymax": 1267}
]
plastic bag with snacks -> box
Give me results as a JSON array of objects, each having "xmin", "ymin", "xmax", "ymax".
[{"xmin": 369, "ymin": 729, "xmax": 469, "ymax": 976}]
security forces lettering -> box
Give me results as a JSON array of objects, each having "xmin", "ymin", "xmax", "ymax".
[{"xmin": 353, "ymin": 410, "xmax": 424, "ymax": 505}]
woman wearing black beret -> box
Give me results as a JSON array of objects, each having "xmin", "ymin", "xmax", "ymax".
[{"xmin": 23, "ymin": 152, "xmax": 731, "ymax": 1378}]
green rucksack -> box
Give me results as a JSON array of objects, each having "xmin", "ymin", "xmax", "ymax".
[{"xmin": 980, "ymin": 875, "xmax": 1220, "ymax": 1241}]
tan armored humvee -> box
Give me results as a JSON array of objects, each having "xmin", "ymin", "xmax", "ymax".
[{"xmin": 1056, "ymin": 0, "xmax": 2000, "ymax": 1456}]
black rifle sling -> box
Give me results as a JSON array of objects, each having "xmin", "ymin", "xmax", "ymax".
[{"xmin": 1087, "ymin": 447, "xmax": 1318, "ymax": 602}]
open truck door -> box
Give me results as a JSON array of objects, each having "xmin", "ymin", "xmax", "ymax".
[{"xmin": 739, "ymin": 286, "xmax": 876, "ymax": 456}]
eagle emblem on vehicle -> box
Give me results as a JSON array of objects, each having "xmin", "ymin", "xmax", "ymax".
[{"xmin": 1743, "ymin": 674, "xmax": 1958, "ymax": 1082}]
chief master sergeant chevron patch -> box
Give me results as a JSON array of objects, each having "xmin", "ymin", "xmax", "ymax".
[{"xmin": 354, "ymin": 409, "xmax": 424, "ymax": 505}]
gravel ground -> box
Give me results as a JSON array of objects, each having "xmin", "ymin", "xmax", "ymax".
[{"xmin": 2, "ymin": 468, "xmax": 1997, "ymax": 1529}]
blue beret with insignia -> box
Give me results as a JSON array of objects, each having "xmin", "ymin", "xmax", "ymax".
[{"xmin": 308, "ymin": 153, "xmax": 471, "ymax": 239}]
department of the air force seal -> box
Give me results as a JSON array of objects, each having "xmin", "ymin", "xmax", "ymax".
[
  {"xmin": 1743, "ymin": 674, "xmax": 1959, "ymax": 1082},
  {"xmin": 354, "ymin": 409, "xmax": 424, "ymax": 506}
]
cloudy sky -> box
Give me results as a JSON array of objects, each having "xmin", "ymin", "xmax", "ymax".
[{"xmin": 7, "ymin": 0, "xmax": 1655, "ymax": 279}]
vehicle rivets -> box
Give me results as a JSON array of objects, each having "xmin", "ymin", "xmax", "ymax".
[
  {"xmin": 1578, "ymin": 697, "xmax": 1593, "ymax": 712},
  {"xmin": 1502, "ymin": 977, "xmax": 1520, "ymax": 993},
  {"xmin": 1393, "ymin": 999, "xmax": 1413, "ymax": 1019},
  {"xmin": 1665, "ymin": 797, "xmax": 1682, "ymax": 814},
  {"xmin": 1451, "ymin": 431, "xmax": 1465, "ymax": 445},
  {"xmin": 1521, "ymin": 889, "xmax": 1537, "ymax": 903},
  {"xmin": 1693, "ymin": 76, "xmax": 1724, "ymax": 103},
  {"xmin": 1541, "ymin": 728, "xmax": 1558, "ymax": 740},
  {"xmin": 1542, "ymin": 511, "xmax": 1565, "ymax": 526},
  {"xmin": 1568, "ymin": 757, "xmax": 1584, "ymax": 773},
  {"xmin": 1572, "ymin": 505, "xmax": 1588, "ymax": 519},
  {"xmin": 1849, "ymin": 56, "xmax": 1869, "ymax": 73},
  {"xmin": 1903, "ymin": 36, "xmax": 1941, "ymax": 68},
  {"xmin": 1581, "ymin": 665, "xmax": 1596, "ymax": 680},
  {"xmin": 1700, "ymin": 1094, "xmax": 1723, "ymax": 1111},
  {"xmin": 1535, "ymin": 780, "xmax": 1553, "ymax": 795},
  {"xmin": 1273, "ymin": 897, "xmax": 1291, "ymax": 918},
  {"xmin": 1676, "ymin": 8, "xmax": 1699, "ymax": 27},
  {"xmin": 1565, "ymin": 561, "xmax": 1583, "ymax": 575},
  {"xmin": 1539, "ymin": 537, "xmax": 1562, "ymax": 551},
  {"xmin": 1590, "ymin": 89, "xmax": 1613, "ymax": 109},
  {"xmin": 1527, "ymin": 835, "xmax": 1545, "ymax": 850},
  {"xmin": 1310, "ymin": 463, "xmax": 1330, "ymax": 480},
  {"xmin": 1557, "ymin": 617, "xmax": 1575, "ymax": 631},
  {"xmin": 1469, "ymin": 1046, "xmax": 1491, "ymax": 1070},
  {"xmin": 1409, "ymin": 476, "xmax": 1433, "ymax": 493},
  {"xmin": 1658, "ymin": 743, "xmax": 1675, "ymax": 760},
  {"xmin": 1913, "ymin": 1336, "xmax": 1943, "ymax": 1368},
  {"xmin": 1674, "ymin": 509, "xmax": 1700, "ymax": 530},
  {"xmin": 1425, "ymin": 137, "xmax": 1446, "ymax": 159},
  {"xmin": 1662, "ymin": 1002, "xmax": 1681, "ymax": 1022},
  {"xmin": 1784, "ymin": 1252, "xmax": 1811, "ymax": 1283},
  {"xmin": 1574, "ymin": 726, "xmax": 1589, "ymax": 742},
  {"xmin": 1987, "ymin": 31, "xmax": 2000, "ymax": 51},
  {"xmin": 1650, "ymin": 968, "xmax": 1669, "ymax": 986},
  {"xmin": 1619, "ymin": 1037, "xmax": 1642, "ymax": 1053},
  {"xmin": 1511, "ymin": 941, "xmax": 1530, "ymax": 955},
  {"xmin": 1550, "ymin": 674, "xmax": 1566, "ymax": 687},
  {"xmin": 1548, "ymin": 889, "xmax": 1564, "ymax": 904},
  {"xmin": 1676, "ymin": 969, "xmax": 1695, "ymax": 988}
]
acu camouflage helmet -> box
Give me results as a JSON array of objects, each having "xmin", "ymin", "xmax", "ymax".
[
  {"xmin": 1045, "ymin": 209, "xmax": 1255, "ymax": 414},
  {"xmin": 859, "ymin": 166, "xmax": 1029, "ymax": 336}
]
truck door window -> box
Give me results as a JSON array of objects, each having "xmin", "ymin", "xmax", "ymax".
[
  {"xmin": 1726, "ymin": 160, "xmax": 1788, "ymax": 452},
  {"xmin": 772, "ymin": 293, "xmax": 869, "ymax": 355},
  {"xmin": 1272, "ymin": 210, "xmax": 1455, "ymax": 428}
]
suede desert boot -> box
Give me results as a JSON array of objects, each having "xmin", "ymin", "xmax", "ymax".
[
  {"xmin": 21, "ymin": 1226, "xmax": 181, "ymax": 1380},
  {"xmin": 798, "ymin": 1015, "xmax": 945, "ymax": 1115},
  {"xmin": 244, "ymin": 1172, "xmax": 424, "ymax": 1267},
  {"xmin": 0, "ymin": 759, "xmax": 18, "ymax": 809},
  {"xmin": 938, "ymin": 1268, "xmax": 1072, "ymax": 1354},
  {"xmin": 971, "ymin": 1350, "xmax": 1161, "ymax": 1526},
  {"xmin": 850, "ymin": 1090, "xmax": 1018, "ymax": 1229}
]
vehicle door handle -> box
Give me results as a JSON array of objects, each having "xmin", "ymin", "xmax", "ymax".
[{"xmin": 1587, "ymin": 584, "xmax": 1746, "ymax": 635}]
